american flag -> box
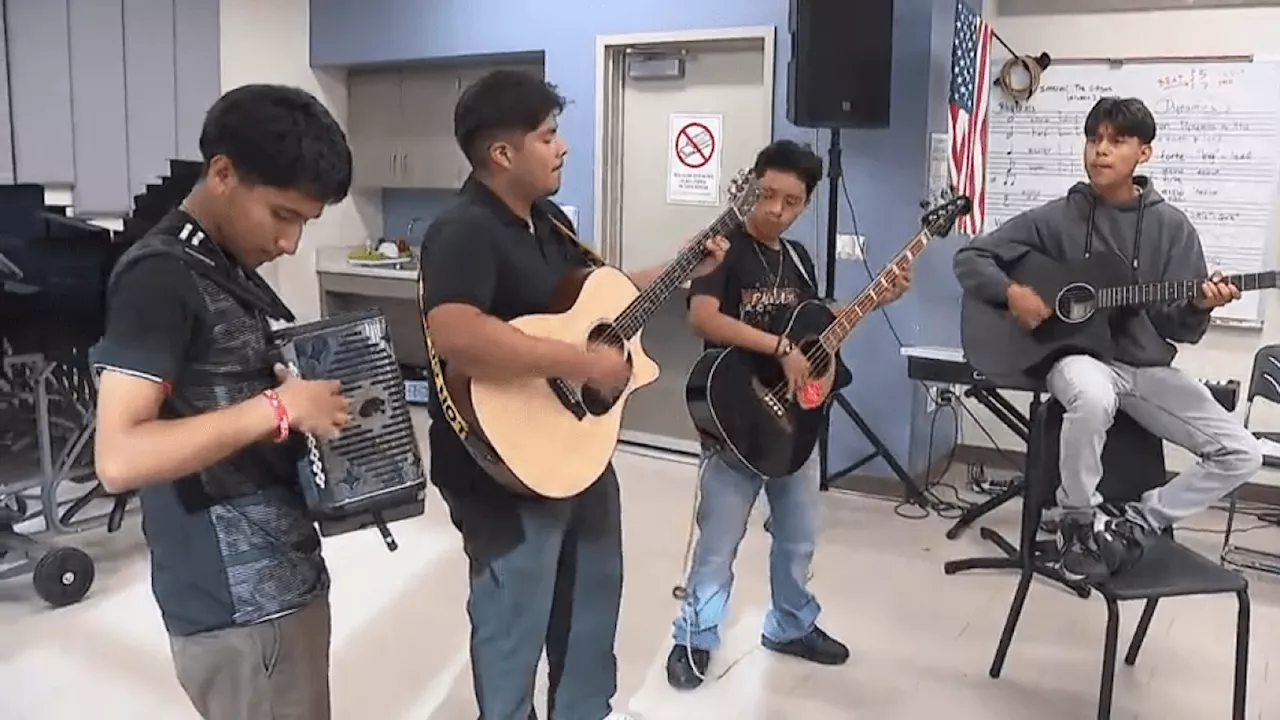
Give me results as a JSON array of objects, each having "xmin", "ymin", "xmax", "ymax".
[{"xmin": 947, "ymin": 0, "xmax": 993, "ymax": 235}]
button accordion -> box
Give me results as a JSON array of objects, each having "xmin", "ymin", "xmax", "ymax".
[{"xmin": 272, "ymin": 309, "xmax": 426, "ymax": 551}]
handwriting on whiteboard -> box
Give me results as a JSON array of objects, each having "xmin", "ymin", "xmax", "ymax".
[{"xmin": 984, "ymin": 62, "xmax": 1280, "ymax": 323}]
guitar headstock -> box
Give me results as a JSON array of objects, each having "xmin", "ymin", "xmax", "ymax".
[
  {"xmin": 725, "ymin": 170, "xmax": 763, "ymax": 220},
  {"xmin": 921, "ymin": 192, "xmax": 974, "ymax": 237}
]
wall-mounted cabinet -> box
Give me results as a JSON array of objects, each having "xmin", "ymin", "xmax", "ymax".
[
  {"xmin": 348, "ymin": 69, "xmax": 469, "ymax": 189},
  {"xmin": 347, "ymin": 61, "xmax": 544, "ymax": 190}
]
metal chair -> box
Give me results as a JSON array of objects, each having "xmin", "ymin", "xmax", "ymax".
[
  {"xmin": 1221, "ymin": 343, "xmax": 1280, "ymax": 574},
  {"xmin": 988, "ymin": 399, "xmax": 1250, "ymax": 720}
]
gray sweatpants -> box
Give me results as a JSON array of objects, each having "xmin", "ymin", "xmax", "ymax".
[{"xmin": 1046, "ymin": 355, "xmax": 1262, "ymax": 527}]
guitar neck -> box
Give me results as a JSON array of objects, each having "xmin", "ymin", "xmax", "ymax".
[
  {"xmin": 1096, "ymin": 270, "xmax": 1279, "ymax": 310},
  {"xmin": 819, "ymin": 229, "xmax": 933, "ymax": 347},
  {"xmin": 614, "ymin": 208, "xmax": 741, "ymax": 339}
]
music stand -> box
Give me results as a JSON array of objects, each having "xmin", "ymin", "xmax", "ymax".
[{"xmin": 817, "ymin": 130, "xmax": 928, "ymax": 506}]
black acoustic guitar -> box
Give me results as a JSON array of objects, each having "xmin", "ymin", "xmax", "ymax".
[
  {"xmin": 961, "ymin": 249, "xmax": 1277, "ymax": 380},
  {"xmin": 685, "ymin": 194, "xmax": 973, "ymax": 479}
]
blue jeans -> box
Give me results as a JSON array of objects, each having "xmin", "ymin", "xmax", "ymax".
[
  {"xmin": 671, "ymin": 450, "xmax": 821, "ymax": 651},
  {"xmin": 436, "ymin": 465, "xmax": 622, "ymax": 720}
]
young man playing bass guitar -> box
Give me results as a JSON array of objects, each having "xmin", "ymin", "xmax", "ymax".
[
  {"xmin": 665, "ymin": 140, "xmax": 911, "ymax": 689},
  {"xmin": 953, "ymin": 96, "xmax": 1262, "ymax": 583}
]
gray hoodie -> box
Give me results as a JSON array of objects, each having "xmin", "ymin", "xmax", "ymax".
[{"xmin": 953, "ymin": 176, "xmax": 1211, "ymax": 367}]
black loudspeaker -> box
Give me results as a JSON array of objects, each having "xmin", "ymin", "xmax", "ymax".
[{"xmin": 787, "ymin": 0, "xmax": 894, "ymax": 129}]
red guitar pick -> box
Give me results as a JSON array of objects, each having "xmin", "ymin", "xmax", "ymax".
[{"xmin": 799, "ymin": 382, "xmax": 823, "ymax": 409}]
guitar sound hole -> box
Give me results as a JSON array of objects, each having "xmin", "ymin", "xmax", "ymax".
[
  {"xmin": 1056, "ymin": 283, "xmax": 1098, "ymax": 324},
  {"xmin": 581, "ymin": 321, "xmax": 632, "ymax": 416}
]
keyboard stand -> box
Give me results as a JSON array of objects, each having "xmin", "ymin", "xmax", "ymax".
[{"xmin": 943, "ymin": 384, "xmax": 1033, "ymax": 540}]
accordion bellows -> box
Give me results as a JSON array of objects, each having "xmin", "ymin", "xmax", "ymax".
[{"xmin": 273, "ymin": 309, "xmax": 426, "ymax": 550}]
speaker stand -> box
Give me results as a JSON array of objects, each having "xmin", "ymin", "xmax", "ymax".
[{"xmin": 817, "ymin": 129, "xmax": 928, "ymax": 507}]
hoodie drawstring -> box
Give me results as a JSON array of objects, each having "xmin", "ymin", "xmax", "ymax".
[{"xmin": 1082, "ymin": 191, "xmax": 1145, "ymax": 275}]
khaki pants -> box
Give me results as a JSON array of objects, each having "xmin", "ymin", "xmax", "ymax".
[{"xmin": 169, "ymin": 598, "xmax": 332, "ymax": 720}]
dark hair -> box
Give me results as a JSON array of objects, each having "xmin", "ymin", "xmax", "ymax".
[
  {"xmin": 199, "ymin": 84, "xmax": 352, "ymax": 204},
  {"xmin": 751, "ymin": 140, "xmax": 824, "ymax": 198},
  {"xmin": 454, "ymin": 69, "xmax": 566, "ymax": 167},
  {"xmin": 1084, "ymin": 97, "xmax": 1157, "ymax": 144}
]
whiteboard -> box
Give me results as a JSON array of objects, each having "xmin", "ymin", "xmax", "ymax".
[{"xmin": 986, "ymin": 60, "xmax": 1280, "ymax": 323}]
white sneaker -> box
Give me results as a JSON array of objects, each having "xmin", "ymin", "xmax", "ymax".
[{"xmin": 603, "ymin": 713, "xmax": 640, "ymax": 720}]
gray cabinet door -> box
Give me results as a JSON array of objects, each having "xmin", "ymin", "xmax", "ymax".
[
  {"xmin": 8, "ymin": 0, "xmax": 75, "ymax": 185},
  {"xmin": 399, "ymin": 69, "xmax": 463, "ymax": 188},
  {"xmin": 348, "ymin": 72, "xmax": 404, "ymax": 188},
  {"xmin": 68, "ymin": 0, "xmax": 130, "ymax": 216}
]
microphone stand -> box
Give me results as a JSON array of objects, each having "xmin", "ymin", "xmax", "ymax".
[{"xmin": 817, "ymin": 129, "xmax": 927, "ymax": 506}]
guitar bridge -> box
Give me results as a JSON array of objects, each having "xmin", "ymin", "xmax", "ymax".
[
  {"xmin": 751, "ymin": 377, "xmax": 790, "ymax": 423},
  {"xmin": 547, "ymin": 378, "xmax": 588, "ymax": 420}
]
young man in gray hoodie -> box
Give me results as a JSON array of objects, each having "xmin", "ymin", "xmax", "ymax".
[{"xmin": 953, "ymin": 96, "xmax": 1262, "ymax": 583}]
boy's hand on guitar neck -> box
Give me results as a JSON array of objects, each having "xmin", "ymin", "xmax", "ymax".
[
  {"xmin": 1193, "ymin": 272, "xmax": 1242, "ymax": 310},
  {"xmin": 1006, "ymin": 283, "xmax": 1053, "ymax": 330}
]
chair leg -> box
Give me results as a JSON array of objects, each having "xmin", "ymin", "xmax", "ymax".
[
  {"xmin": 989, "ymin": 571, "xmax": 1033, "ymax": 679},
  {"xmin": 1232, "ymin": 589, "xmax": 1250, "ymax": 720},
  {"xmin": 1098, "ymin": 598, "xmax": 1120, "ymax": 720},
  {"xmin": 1123, "ymin": 598, "xmax": 1159, "ymax": 666}
]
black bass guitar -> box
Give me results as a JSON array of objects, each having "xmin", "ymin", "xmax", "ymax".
[
  {"xmin": 685, "ymin": 195, "xmax": 973, "ymax": 479},
  {"xmin": 961, "ymin": 249, "xmax": 1277, "ymax": 380}
]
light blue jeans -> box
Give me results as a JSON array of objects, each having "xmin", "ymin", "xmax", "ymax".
[{"xmin": 671, "ymin": 449, "xmax": 822, "ymax": 651}]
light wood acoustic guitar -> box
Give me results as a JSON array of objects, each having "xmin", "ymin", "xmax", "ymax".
[{"xmin": 426, "ymin": 171, "xmax": 762, "ymax": 498}]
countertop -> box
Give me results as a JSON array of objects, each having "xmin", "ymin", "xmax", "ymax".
[{"xmin": 316, "ymin": 246, "xmax": 418, "ymax": 281}]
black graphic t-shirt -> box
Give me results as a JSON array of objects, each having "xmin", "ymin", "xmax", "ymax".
[{"xmin": 688, "ymin": 227, "xmax": 819, "ymax": 350}]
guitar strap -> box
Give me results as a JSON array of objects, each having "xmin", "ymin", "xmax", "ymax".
[
  {"xmin": 417, "ymin": 210, "xmax": 604, "ymax": 463},
  {"xmin": 781, "ymin": 240, "xmax": 815, "ymax": 289}
]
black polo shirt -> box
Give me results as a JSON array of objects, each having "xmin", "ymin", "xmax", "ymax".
[{"xmin": 419, "ymin": 176, "xmax": 597, "ymax": 500}]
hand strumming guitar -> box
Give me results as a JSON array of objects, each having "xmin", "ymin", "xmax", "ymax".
[
  {"xmin": 581, "ymin": 343, "xmax": 631, "ymax": 396},
  {"xmin": 1006, "ymin": 283, "xmax": 1052, "ymax": 330},
  {"xmin": 776, "ymin": 337, "xmax": 812, "ymax": 399}
]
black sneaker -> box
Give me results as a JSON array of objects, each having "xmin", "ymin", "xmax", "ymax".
[
  {"xmin": 761, "ymin": 626, "xmax": 849, "ymax": 666},
  {"xmin": 1103, "ymin": 503, "xmax": 1159, "ymax": 574},
  {"xmin": 666, "ymin": 644, "xmax": 710, "ymax": 690},
  {"xmin": 1057, "ymin": 514, "xmax": 1115, "ymax": 583}
]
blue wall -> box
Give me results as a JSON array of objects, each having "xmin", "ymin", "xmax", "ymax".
[{"xmin": 312, "ymin": 0, "xmax": 972, "ymax": 480}]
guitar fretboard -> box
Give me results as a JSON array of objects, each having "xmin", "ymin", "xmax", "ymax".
[
  {"xmin": 614, "ymin": 205, "xmax": 744, "ymax": 338},
  {"xmin": 819, "ymin": 230, "xmax": 931, "ymax": 348},
  {"xmin": 1096, "ymin": 270, "xmax": 1278, "ymax": 309}
]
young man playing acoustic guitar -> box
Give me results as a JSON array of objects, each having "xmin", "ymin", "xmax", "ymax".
[
  {"xmin": 953, "ymin": 96, "xmax": 1262, "ymax": 583},
  {"xmin": 419, "ymin": 69, "xmax": 727, "ymax": 720},
  {"xmin": 665, "ymin": 140, "xmax": 910, "ymax": 689}
]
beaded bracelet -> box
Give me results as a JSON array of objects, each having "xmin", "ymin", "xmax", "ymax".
[{"xmin": 262, "ymin": 389, "xmax": 291, "ymax": 444}]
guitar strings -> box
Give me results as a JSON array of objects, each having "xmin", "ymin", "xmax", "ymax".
[
  {"xmin": 595, "ymin": 184, "xmax": 754, "ymax": 351},
  {"xmin": 761, "ymin": 232, "xmax": 930, "ymax": 405}
]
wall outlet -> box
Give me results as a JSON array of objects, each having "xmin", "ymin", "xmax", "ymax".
[{"xmin": 836, "ymin": 233, "xmax": 866, "ymax": 260}]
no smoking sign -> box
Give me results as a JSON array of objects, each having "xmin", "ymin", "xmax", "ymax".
[{"xmin": 667, "ymin": 113, "xmax": 723, "ymax": 206}]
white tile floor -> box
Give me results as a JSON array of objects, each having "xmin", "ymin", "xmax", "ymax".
[{"xmin": 4, "ymin": 415, "xmax": 1280, "ymax": 719}]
